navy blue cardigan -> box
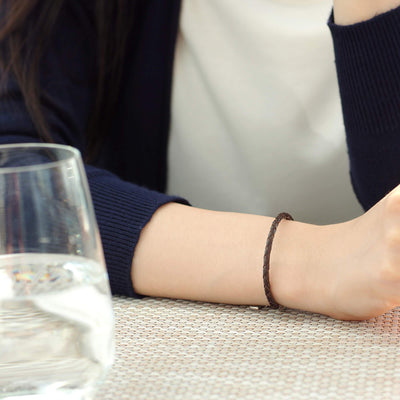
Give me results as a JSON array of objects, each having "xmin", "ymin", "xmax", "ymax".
[{"xmin": 1, "ymin": 1, "xmax": 400, "ymax": 297}]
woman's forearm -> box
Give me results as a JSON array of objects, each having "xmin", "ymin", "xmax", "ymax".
[
  {"xmin": 131, "ymin": 189, "xmax": 400, "ymax": 321},
  {"xmin": 131, "ymin": 202, "xmax": 334, "ymax": 312},
  {"xmin": 132, "ymin": 203, "xmax": 276, "ymax": 306},
  {"xmin": 333, "ymin": 0, "xmax": 400, "ymax": 25}
]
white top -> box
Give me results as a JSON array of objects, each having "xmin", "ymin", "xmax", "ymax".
[{"xmin": 167, "ymin": 0, "xmax": 363, "ymax": 224}]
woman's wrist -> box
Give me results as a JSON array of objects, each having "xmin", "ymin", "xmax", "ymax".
[{"xmin": 268, "ymin": 217, "xmax": 336, "ymax": 313}]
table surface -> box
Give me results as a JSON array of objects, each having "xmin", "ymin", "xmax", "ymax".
[{"xmin": 98, "ymin": 296, "xmax": 400, "ymax": 400}]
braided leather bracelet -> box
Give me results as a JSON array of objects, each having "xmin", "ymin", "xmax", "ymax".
[{"xmin": 263, "ymin": 212, "xmax": 293, "ymax": 309}]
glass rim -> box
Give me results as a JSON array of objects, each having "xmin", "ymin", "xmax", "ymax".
[{"xmin": 0, "ymin": 143, "xmax": 82, "ymax": 174}]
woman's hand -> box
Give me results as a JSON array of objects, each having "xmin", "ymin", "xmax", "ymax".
[
  {"xmin": 332, "ymin": 186, "xmax": 400, "ymax": 320},
  {"xmin": 333, "ymin": 0, "xmax": 400, "ymax": 25},
  {"xmin": 271, "ymin": 185, "xmax": 400, "ymax": 320}
]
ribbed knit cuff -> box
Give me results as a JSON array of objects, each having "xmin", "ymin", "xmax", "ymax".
[
  {"xmin": 328, "ymin": 7, "xmax": 400, "ymax": 210},
  {"xmin": 86, "ymin": 167, "xmax": 190, "ymax": 297},
  {"xmin": 328, "ymin": 6, "xmax": 400, "ymax": 138}
]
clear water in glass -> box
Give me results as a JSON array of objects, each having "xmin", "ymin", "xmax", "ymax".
[{"xmin": 0, "ymin": 144, "xmax": 114, "ymax": 400}]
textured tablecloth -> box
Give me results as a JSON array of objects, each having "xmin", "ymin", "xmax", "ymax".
[{"xmin": 98, "ymin": 296, "xmax": 400, "ymax": 400}]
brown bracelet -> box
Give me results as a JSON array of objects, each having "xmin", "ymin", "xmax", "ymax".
[{"xmin": 263, "ymin": 212, "xmax": 293, "ymax": 309}]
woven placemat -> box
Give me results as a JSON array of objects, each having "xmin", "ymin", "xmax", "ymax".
[{"xmin": 97, "ymin": 296, "xmax": 400, "ymax": 400}]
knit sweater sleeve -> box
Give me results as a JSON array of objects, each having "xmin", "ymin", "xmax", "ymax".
[
  {"xmin": 328, "ymin": 7, "xmax": 400, "ymax": 210},
  {"xmin": 0, "ymin": 2, "xmax": 189, "ymax": 297}
]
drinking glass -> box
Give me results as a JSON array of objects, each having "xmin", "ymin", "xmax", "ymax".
[{"xmin": 0, "ymin": 143, "xmax": 114, "ymax": 400}]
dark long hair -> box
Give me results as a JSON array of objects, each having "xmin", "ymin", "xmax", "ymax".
[{"xmin": 0, "ymin": 0, "xmax": 133, "ymax": 160}]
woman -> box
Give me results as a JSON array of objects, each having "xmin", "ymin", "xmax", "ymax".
[{"xmin": 0, "ymin": 0, "xmax": 399, "ymax": 321}]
